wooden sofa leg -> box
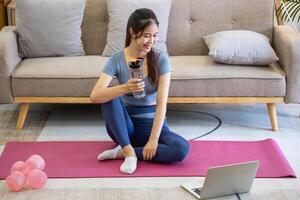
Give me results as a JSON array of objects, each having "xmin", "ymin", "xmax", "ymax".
[
  {"xmin": 267, "ymin": 103, "xmax": 278, "ymax": 132},
  {"xmin": 16, "ymin": 103, "xmax": 30, "ymax": 130}
]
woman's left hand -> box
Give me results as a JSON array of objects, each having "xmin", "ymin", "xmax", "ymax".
[{"xmin": 143, "ymin": 139, "xmax": 158, "ymax": 161}]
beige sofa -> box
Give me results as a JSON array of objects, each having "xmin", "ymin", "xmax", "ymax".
[{"xmin": 0, "ymin": 0, "xmax": 299, "ymax": 131}]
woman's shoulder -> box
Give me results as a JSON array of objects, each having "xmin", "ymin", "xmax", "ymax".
[
  {"xmin": 152, "ymin": 49, "xmax": 169, "ymax": 62},
  {"xmin": 152, "ymin": 49, "xmax": 171, "ymax": 75},
  {"xmin": 110, "ymin": 50, "xmax": 124, "ymax": 61}
]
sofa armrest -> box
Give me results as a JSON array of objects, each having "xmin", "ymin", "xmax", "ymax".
[
  {"xmin": 273, "ymin": 25, "xmax": 300, "ymax": 103},
  {"xmin": 0, "ymin": 26, "xmax": 21, "ymax": 104}
]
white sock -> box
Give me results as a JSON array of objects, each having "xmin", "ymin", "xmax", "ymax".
[
  {"xmin": 120, "ymin": 157, "xmax": 137, "ymax": 174},
  {"xmin": 97, "ymin": 145, "xmax": 122, "ymax": 161}
]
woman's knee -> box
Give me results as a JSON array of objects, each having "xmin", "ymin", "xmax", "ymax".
[
  {"xmin": 101, "ymin": 97, "xmax": 122, "ymax": 111},
  {"xmin": 172, "ymin": 138, "xmax": 190, "ymax": 162},
  {"xmin": 177, "ymin": 140, "xmax": 190, "ymax": 161}
]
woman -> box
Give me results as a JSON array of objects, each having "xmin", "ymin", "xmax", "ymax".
[{"xmin": 90, "ymin": 8, "xmax": 190, "ymax": 174}]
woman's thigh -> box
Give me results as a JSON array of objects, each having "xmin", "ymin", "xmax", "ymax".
[
  {"xmin": 130, "ymin": 117, "xmax": 153, "ymax": 147},
  {"xmin": 131, "ymin": 118, "xmax": 170, "ymax": 147}
]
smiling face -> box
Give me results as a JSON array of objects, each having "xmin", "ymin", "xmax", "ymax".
[{"xmin": 130, "ymin": 23, "xmax": 159, "ymax": 56}]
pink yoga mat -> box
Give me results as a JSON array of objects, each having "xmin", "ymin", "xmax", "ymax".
[{"xmin": 0, "ymin": 139, "xmax": 296, "ymax": 179}]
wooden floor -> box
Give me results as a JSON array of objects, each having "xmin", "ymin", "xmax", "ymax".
[
  {"xmin": 0, "ymin": 103, "xmax": 299, "ymax": 200},
  {"xmin": 0, "ymin": 184, "xmax": 299, "ymax": 200}
]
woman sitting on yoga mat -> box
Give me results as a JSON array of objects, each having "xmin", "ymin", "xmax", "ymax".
[{"xmin": 90, "ymin": 8, "xmax": 190, "ymax": 174}]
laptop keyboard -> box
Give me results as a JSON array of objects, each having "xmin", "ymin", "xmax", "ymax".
[{"xmin": 192, "ymin": 187, "xmax": 202, "ymax": 195}]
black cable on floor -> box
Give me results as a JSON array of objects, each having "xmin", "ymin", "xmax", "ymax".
[
  {"xmin": 169, "ymin": 110, "xmax": 242, "ymax": 199},
  {"xmin": 167, "ymin": 110, "xmax": 222, "ymax": 141}
]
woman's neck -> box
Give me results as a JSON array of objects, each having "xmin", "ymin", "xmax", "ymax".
[{"xmin": 125, "ymin": 45, "xmax": 146, "ymax": 59}]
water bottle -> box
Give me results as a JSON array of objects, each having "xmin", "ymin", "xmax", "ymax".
[{"xmin": 128, "ymin": 58, "xmax": 146, "ymax": 98}]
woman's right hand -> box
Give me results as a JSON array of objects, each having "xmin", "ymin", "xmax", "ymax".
[{"xmin": 125, "ymin": 78, "xmax": 145, "ymax": 93}]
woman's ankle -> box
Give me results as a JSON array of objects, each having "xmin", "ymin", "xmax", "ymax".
[
  {"xmin": 115, "ymin": 149, "xmax": 124, "ymax": 159},
  {"xmin": 122, "ymin": 145, "xmax": 136, "ymax": 157}
]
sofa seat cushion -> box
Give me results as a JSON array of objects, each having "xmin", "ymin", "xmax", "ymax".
[
  {"xmin": 169, "ymin": 56, "xmax": 286, "ymax": 97},
  {"xmin": 12, "ymin": 56, "xmax": 108, "ymax": 78},
  {"xmin": 170, "ymin": 56, "xmax": 285, "ymax": 79},
  {"xmin": 12, "ymin": 56, "xmax": 286, "ymax": 97},
  {"xmin": 12, "ymin": 56, "xmax": 108, "ymax": 97}
]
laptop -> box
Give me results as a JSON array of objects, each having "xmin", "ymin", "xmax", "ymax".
[{"xmin": 181, "ymin": 161, "xmax": 259, "ymax": 199}]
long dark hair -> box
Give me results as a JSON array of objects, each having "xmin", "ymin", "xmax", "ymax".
[{"xmin": 125, "ymin": 8, "xmax": 159, "ymax": 86}]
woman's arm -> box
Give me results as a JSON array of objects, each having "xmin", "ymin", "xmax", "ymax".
[
  {"xmin": 150, "ymin": 72, "xmax": 170, "ymax": 140},
  {"xmin": 90, "ymin": 73, "xmax": 127, "ymax": 103},
  {"xmin": 90, "ymin": 73, "xmax": 145, "ymax": 104},
  {"xmin": 143, "ymin": 72, "xmax": 171, "ymax": 160}
]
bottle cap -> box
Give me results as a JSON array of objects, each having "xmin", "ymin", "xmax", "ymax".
[{"xmin": 129, "ymin": 58, "xmax": 144, "ymax": 69}]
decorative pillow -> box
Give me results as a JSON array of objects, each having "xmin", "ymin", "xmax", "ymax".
[
  {"xmin": 102, "ymin": 0, "xmax": 172, "ymax": 57},
  {"xmin": 15, "ymin": 0, "xmax": 86, "ymax": 58},
  {"xmin": 203, "ymin": 30, "xmax": 279, "ymax": 65}
]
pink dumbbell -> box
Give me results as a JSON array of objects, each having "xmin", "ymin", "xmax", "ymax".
[
  {"xmin": 26, "ymin": 169, "xmax": 47, "ymax": 189},
  {"xmin": 5, "ymin": 171, "xmax": 26, "ymax": 192},
  {"xmin": 10, "ymin": 161, "xmax": 26, "ymax": 174},
  {"xmin": 6, "ymin": 154, "xmax": 47, "ymax": 192},
  {"xmin": 6, "ymin": 169, "xmax": 47, "ymax": 191},
  {"xmin": 10, "ymin": 160, "xmax": 31, "ymax": 176},
  {"xmin": 10, "ymin": 154, "xmax": 45, "ymax": 176},
  {"xmin": 25, "ymin": 154, "xmax": 46, "ymax": 171}
]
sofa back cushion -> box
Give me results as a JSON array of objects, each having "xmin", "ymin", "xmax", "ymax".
[
  {"xmin": 101, "ymin": 0, "xmax": 172, "ymax": 57},
  {"xmin": 81, "ymin": 0, "xmax": 108, "ymax": 56},
  {"xmin": 16, "ymin": 0, "xmax": 86, "ymax": 58},
  {"xmin": 82, "ymin": 0, "xmax": 274, "ymax": 56},
  {"xmin": 203, "ymin": 30, "xmax": 279, "ymax": 65}
]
